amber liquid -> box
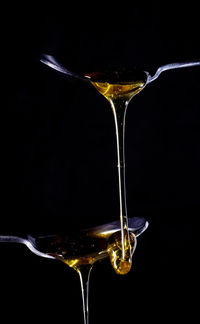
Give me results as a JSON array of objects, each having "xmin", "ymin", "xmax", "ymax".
[
  {"xmin": 85, "ymin": 69, "xmax": 147, "ymax": 275},
  {"xmin": 85, "ymin": 69, "xmax": 146, "ymax": 100},
  {"xmin": 34, "ymin": 228, "xmax": 136, "ymax": 324},
  {"xmin": 91, "ymin": 80, "xmax": 145, "ymax": 101},
  {"xmin": 35, "ymin": 229, "xmax": 137, "ymax": 273}
]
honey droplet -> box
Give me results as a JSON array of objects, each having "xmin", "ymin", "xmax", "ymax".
[{"xmin": 107, "ymin": 231, "xmax": 137, "ymax": 275}]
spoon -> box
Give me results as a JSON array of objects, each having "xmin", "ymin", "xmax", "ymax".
[
  {"xmin": 40, "ymin": 54, "xmax": 200, "ymax": 84},
  {"xmin": 0, "ymin": 217, "xmax": 148, "ymax": 261}
]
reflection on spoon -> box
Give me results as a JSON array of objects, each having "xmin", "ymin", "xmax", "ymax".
[
  {"xmin": 40, "ymin": 54, "xmax": 84, "ymax": 80},
  {"xmin": 147, "ymin": 60, "xmax": 200, "ymax": 83}
]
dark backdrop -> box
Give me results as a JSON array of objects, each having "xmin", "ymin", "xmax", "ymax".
[{"xmin": 1, "ymin": 3, "xmax": 199, "ymax": 323}]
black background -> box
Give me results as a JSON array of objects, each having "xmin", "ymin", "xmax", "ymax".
[{"xmin": 1, "ymin": 3, "xmax": 199, "ymax": 323}]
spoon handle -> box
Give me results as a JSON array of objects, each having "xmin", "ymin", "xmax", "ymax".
[
  {"xmin": 148, "ymin": 59, "xmax": 200, "ymax": 83},
  {"xmin": 0, "ymin": 235, "xmax": 25, "ymax": 244},
  {"xmin": 40, "ymin": 54, "xmax": 83, "ymax": 80},
  {"xmin": 0, "ymin": 235, "xmax": 54, "ymax": 259}
]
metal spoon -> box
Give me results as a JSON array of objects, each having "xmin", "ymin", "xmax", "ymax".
[
  {"xmin": 0, "ymin": 217, "xmax": 148, "ymax": 260},
  {"xmin": 40, "ymin": 54, "xmax": 200, "ymax": 84}
]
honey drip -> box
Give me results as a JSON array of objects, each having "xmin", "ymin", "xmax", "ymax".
[
  {"xmin": 88, "ymin": 73, "xmax": 146, "ymax": 274},
  {"xmin": 107, "ymin": 230, "xmax": 136, "ymax": 275}
]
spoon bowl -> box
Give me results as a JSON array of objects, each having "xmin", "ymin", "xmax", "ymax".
[{"xmin": 0, "ymin": 217, "xmax": 148, "ymax": 262}]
